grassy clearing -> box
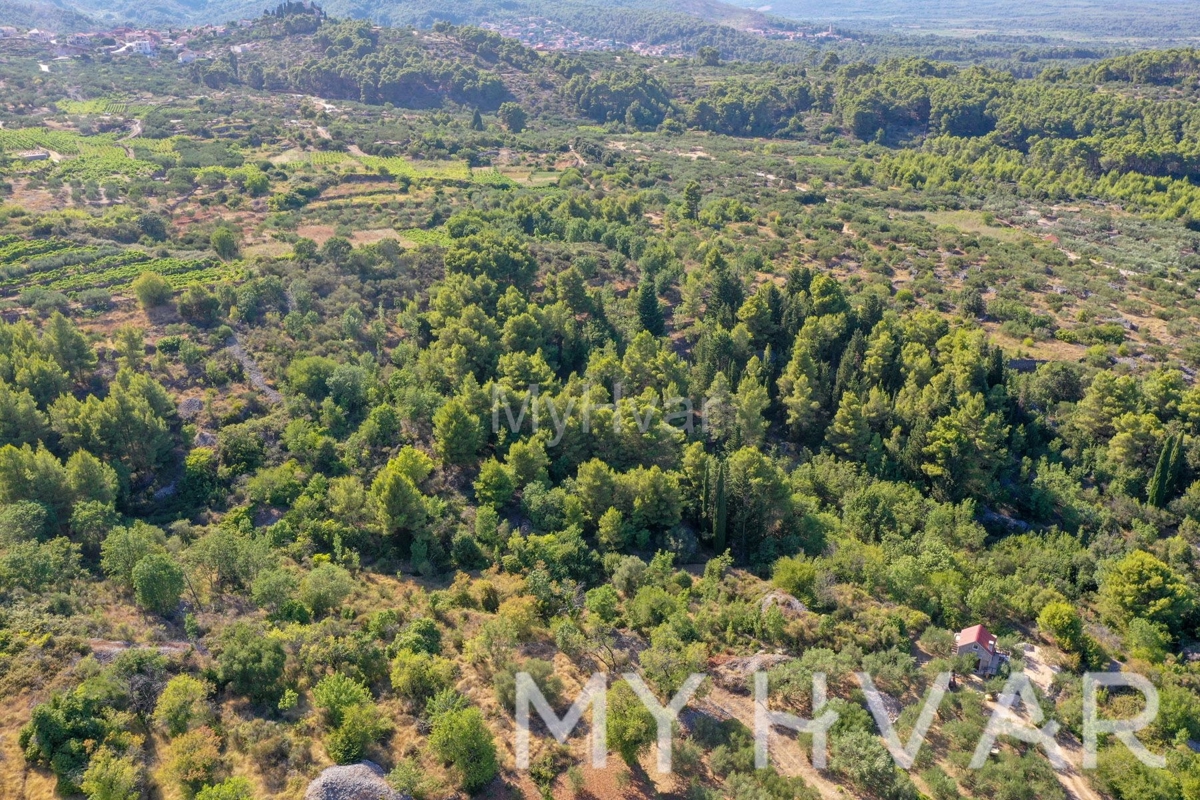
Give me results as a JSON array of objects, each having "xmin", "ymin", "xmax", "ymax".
[{"xmin": 923, "ymin": 209, "xmax": 1034, "ymax": 244}]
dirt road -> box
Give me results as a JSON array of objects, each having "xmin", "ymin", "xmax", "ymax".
[{"xmin": 698, "ymin": 685, "xmax": 846, "ymax": 800}]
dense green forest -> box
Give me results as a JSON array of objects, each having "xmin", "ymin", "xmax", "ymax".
[{"xmin": 2, "ymin": 6, "xmax": 1200, "ymax": 800}]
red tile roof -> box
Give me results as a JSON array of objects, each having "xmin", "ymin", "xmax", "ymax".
[{"xmin": 958, "ymin": 624, "xmax": 996, "ymax": 654}]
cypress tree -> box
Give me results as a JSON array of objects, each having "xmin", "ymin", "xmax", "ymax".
[
  {"xmin": 986, "ymin": 344, "xmax": 1006, "ymax": 388},
  {"xmin": 1168, "ymin": 433, "xmax": 1187, "ymax": 499},
  {"xmin": 1148, "ymin": 434, "xmax": 1181, "ymax": 507},
  {"xmin": 637, "ymin": 278, "xmax": 665, "ymax": 336},
  {"xmin": 712, "ymin": 461, "xmax": 727, "ymax": 553},
  {"xmin": 1147, "ymin": 452, "xmax": 1165, "ymax": 506},
  {"xmin": 470, "ymin": 108, "xmax": 484, "ymax": 131},
  {"xmin": 832, "ymin": 328, "xmax": 865, "ymax": 405}
]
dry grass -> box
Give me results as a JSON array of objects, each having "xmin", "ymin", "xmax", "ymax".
[
  {"xmin": 0, "ymin": 693, "xmax": 59, "ymax": 800},
  {"xmin": 922, "ymin": 210, "xmax": 1033, "ymax": 245},
  {"xmin": 349, "ymin": 228, "xmax": 403, "ymax": 246},
  {"xmin": 294, "ymin": 224, "xmax": 337, "ymax": 245},
  {"xmin": 243, "ymin": 240, "xmax": 293, "ymax": 259},
  {"xmin": 497, "ymin": 167, "xmax": 560, "ymax": 187}
]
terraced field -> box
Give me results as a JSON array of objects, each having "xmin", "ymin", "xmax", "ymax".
[{"xmin": 0, "ymin": 236, "xmax": 233, "ymax": 295}]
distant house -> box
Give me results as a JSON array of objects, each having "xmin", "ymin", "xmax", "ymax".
[
  {"xmin": 177, "ymin": 50, "xmax": 199, "ymax": 64},
  {"xmin": 129, "ymin": 40, "xmax": 156, "ymax": 56},
  {"xmin": 27, "ymin": 29, "xmax": 55, "ymax": 43},
  {"xmin": 0, "ymin": 26, "xmax": 19, "ymax": 38},
  {"xmin": 955, "ymin": 624, "xmax": 1003, "ymax": 675},
  {"xmin": 1007, "ymin": 358, "xmax": 1045, "ymax": 373}
]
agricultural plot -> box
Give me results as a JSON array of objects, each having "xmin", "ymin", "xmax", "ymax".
[
  {"xmin": 56, "ymin": 99, "xmax": 158, "ymax": 116},
  {"xmin": 0, "ymin": 128, "xmax": 92, "ymax": 155},
  {"xmin": 307, "ymin": 150, "xmax": 353, "ymax": 167},
  {"xmin": 60, "ymin": 145, "xmax": 161, "ymax": 181},
  {"xmin": 470, "ymin": 169, "xmax": 519, "ymax": 188},
  {"xmin": 299, "ymin": 151, "xmax": 539, "ymax": 189},
  {"xmin": 0, "ymin": 237, "xmax": 231, "ymax": 295},
  {"xmin": 398, "ymin": 227, "xmax": 452, "ymax": 247},
  {"xmin": 303, "ymin": 150, "xmax": 473, "ymax": 181},
  {"xmin": 358, "ymin": 154, "xmax": 472, "ymax": 181},
  {"xmin": 126, "ymin": 137, "xmax": 181, "ymax": 154},
  {"xmin": 0, "ymin": 128, "xmax": 159, "ymax": 180}
]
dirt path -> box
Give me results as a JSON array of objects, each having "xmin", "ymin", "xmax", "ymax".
[
  {"xmin": 568, "ymin": 143, "xmax": 587, "ymax": 167},
  {"xmin": 702, "ymin": 662, "xmax": 1101, "ymax": 800},
  {"xmin": 226, "ymin": 335, "xmax": 282, "ymax": 403},
  {"xmin": 1056, "ymin": 736, "xmax": 1104, "ymax": 800},
  {"xmin": 87, "ymin": 638, "xmax": 202, "ymax": 664},
  {"xmin": 980, "ymin": 689, "xmax": 1103, "ymax": 800},
  {"xmin": 1005, "ymin": 649, "xmax": 1100, "ymax": 800},
  {"xmin": 1020, "ymin": 643, "xmax": 1061, "ymax": 696},
  {"xmin": 121, "ymin": 118, "xmax": 143, "ymax": 141},
  {"xmin": 699, "ymin": 685, "xmax": 845, "ymax": 800}
]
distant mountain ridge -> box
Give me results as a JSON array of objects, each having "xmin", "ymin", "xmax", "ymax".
[
  {"xmin": 0, "ymin": 0, "xmax": 98, "ymax": 32},
  {"xmin": 736, "ymin": 0, "xmax": 1200, "ymax": 41},
  {"xmin": 0, "ymin": 0, "xmax": 787, "ymax": 35}
]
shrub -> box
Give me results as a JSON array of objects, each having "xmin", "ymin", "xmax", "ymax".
[
  {"xmin": 154, "ymin": 675, "xmax": 213, "ymax": 736},
  {"xmin": 393, "ymin": 617, "xmax": 441, "ymax": 655},
  {"xmin": 492, "ymin": 659, "xmax": 562, "ymax": 714},
  {"xmin": 163, "ymin": 726, "xmax": 223, "ymax": 792},
  {"xmin": 131, "ymin": 271, "xmax": 172, "ymax": 309},
  {"xmin": 390, "ymin": 649, "xmax": 456, "ymax": 707},
  {"xmin": 196, "ymin": 777, "xmax": 255, "ymax": 800},
  {"xmin": 388, "ymin": 757, "xmax": 440, "ymax": 800},
  {"xmin": 132, "ymin": 552, "xmax": 186, "ymax": 615},
  {"xmin": 429, "ymin": 706, "xmax": 498, "ymax": 792},
  {"xmin": 178, "ymin": 285, "xmax": 221, "ymax": 326},
  {"xmin": 20, "ymin": 677, "xmax": 123, "ymax": 794},
  {"xmin": 312, "ymin": 673, "xmax": 372, "ymax": 728},
  {"xmin": 585, "ymin": 584, "xmax": 620, "ymax": 622},
  {"xmin": 215, "ymin": 623, "xmax": 286, "ymax": 705},
  {"xmin": 78, "ymin": 287, "xmax": 113, "ymax": 312},
  {"xmin": 772, "ymin": 555, "xmax": 817, "ymax": 603},
  {"xmin": 607, "ymin": 681, "xmax": 654, "ymax": 766},
  {"xmin": 80, "ymin": 746, "xmax": 143, "ymax": 800},
  {"xmin": 211, "ymin": 228, "xmax": 239, "ymax": 260},
  {"xmin": 325, "ymin": 703, "xmax": 389, "ymax": 764},
  {"xmin": 298, "ymin": 563, "xmax": 353, "ymax": 618}
]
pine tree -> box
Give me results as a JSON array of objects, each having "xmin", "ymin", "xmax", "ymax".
[
  {"xmin": 704, "ymin": 372, "xmax": 735, "ymax": 445},
  {"xmin": 986, "ymin": 344, "xmax": 1006, "ymax": 387},
  {"xmin": 44, "ymin": 312, "xmax": 96, "ymax": 382},
  {"xmin": 705, "ymin": 249, "xmax": 744, "ymax": 325},
  {"xmin": 683, "ymin": 180, "xmax": 702, "ymax": 220},
  {"xmin": 734, "ymin": 357, "xmax": 770, "ymax": 447},
  {"xmin": 826, "ymin": 391, "xmax": 870, "ymax": 458},
  {"xmin": 779, "ymin": 347, "xmax": 820, "ymax": 440},
  {"xmin": 832, "ymin": 329, "xmax": 865, "ymax": 404},
  {"xmin": 432, "ymin": 397, "xmax": 483, "ymax": 466}
]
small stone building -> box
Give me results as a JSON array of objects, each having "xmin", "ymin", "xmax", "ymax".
[{"xmin": 955, "ymin": 623, "xmax": 1002, "ymax": 675}]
